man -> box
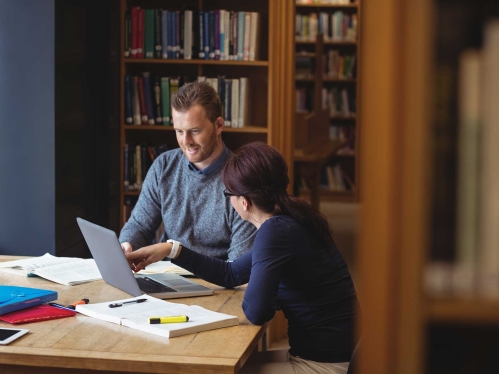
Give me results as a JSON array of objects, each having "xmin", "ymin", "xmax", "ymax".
[{"xmin": 119, "ymin": 81, "xmax": 256, "ymax": 261}]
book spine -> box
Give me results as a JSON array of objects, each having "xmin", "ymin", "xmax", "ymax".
[
  {"xmin": 184, "ymin": 10, "xmax": 192, "ymax": 60},
  {"xmin": 218, "ymin": 77, "xmax": 225, "ymax": 119},
  {"xmin": 161, "ymin": 10, "xmax": 168, "ymax": 59},
  {"xmin": 224, "ymin": 79, "xmax": 231, "ymax": 127},
  {"xmin": 142, "ymin": 72, "xmax": 155, "ymax": 124},
  {"xmin": 145, "ymin": 9, "xmax": 154, "ymax": 58},
  {"xmin": 214, "ymin": 10, "xmax": 220, "ymax": 60},
  {"xmin": 131, "ymin": 76, "xmax": 141, "ymax": 125},
  {"xmin": 124, "ymin": 144, "xmax": 129, "ymax": 190},
  {"xmin": 137, "ymin": 77, "xmax": 148, "ymax": 123},
  {"xmin": 198, "ymin": 10, "xmax": 205, "ymax": 59},
  {"xmin": 237, "ymin": 12, "xmax": 244, "ymax": 61},
  {"xmin": 249, "ymin": 12, "xmax": 259, "ymax": 61},
  {"xmin": 154, "ymin": 9, "xmax": 162, "ymax": 58},
  {"xmin": 137, "ymin": 8, "xmax": 144, "ymax": 58},
  {"xmin": 209, "ymin": 11, "xmax": 215, "ymax": 59},
  {"xmin": 230, "ymin": 11, "xmax": 237, "ymax": 60},
  {"xmin": 153, "ymin": 75, "xmax": 162, "ymax": 124},
  {"xmin": 205, "ymin": 12, "xmax": 211, "ymax": 59},
  {"xmin": 175, "ymin": 11, "xmax": 181, "ymax": 59},
  {"xmin": 231, "ymin": 79, "xmax": 239, "ymax": 128},
  {"xmin": 124, "ymin": 74, "xmax": 133, "ymax": 124},
  {"xmin": 135, "ymin": 144, "xmax": 142, "ymax": 189},
  {"xmin": 124, "ymin": 11, "xmax": 131, "ymax": 57},
  {"xmin": 239, "ymin": 77, "xmax": 248, "ymax": 127},
  {"xmin": 224, "ymin": 10, "xmax": 230, "ymax": 61},
  {"xmin": 131, "ymin": 6, "xmax": 138, "ymax": 58},
  {"xmin": 179, "ymin": 10, "xmax": 185, "ymax": 59},
  {"xmin": 219, "ymin": 10, "xmax": 225, "ymax": 60},
  {"xmin": 243, "ymin": 12, "xmax": 251, "ymax": 61},
  {"xmin": 161, "ymin": 77, "xmax": 171, "ymax": 125}
]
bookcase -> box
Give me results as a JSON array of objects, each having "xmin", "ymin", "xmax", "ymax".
[
  {"xmin": 358, "ymin": 0, "xmax": 499, "ymax": 373},
  {"xmin": 293, "ymin": 0, "xmax": 361, "ymax": 202},
  {"xmin": 118, "ymin": 0, "xmax": 294, "ymax": 227}
]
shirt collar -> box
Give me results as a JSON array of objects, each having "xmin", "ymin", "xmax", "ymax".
[{"xmin": 187, "ymin": 143, "xmax": 230, "ymax": 175}]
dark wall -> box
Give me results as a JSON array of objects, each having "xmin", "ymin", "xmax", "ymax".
[
  {"xmin": 0, "ymin": 0, "xmax": 55, "ymax": 256},
  {"xmin": 55, "ymin": 0, "xmax": 119, "ymax": 258}
]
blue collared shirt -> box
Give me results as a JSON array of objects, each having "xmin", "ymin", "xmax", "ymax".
[{"xmin": 187, "ymin": 143, "xmax": 230, "ymax": 175}]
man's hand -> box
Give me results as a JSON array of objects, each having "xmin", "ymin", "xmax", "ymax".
[{"xmin": 125, "ymin": 243, "xmax": 171, "ymax": 272}]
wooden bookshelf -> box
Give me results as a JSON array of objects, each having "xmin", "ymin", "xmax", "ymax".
[
  {"xmin": 293, "ymin": 1, "xmax": 361, "ymax": 202},
  {"xmin": 118, "ymin": 0, "xmax": 294, "ymax": 227}
]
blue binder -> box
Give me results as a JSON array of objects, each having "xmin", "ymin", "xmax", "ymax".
[{"xmin": 0, "ymin": 286, "xmax": 57, "ymax": 315}]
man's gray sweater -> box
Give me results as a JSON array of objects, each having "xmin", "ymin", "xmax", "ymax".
[{"xmin": 119, "ymin": 148, "xmax": 256, "ymax": 260}]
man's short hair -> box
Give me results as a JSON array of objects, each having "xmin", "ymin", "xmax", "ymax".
[{"xmin": 171, "ymin": 81, "xmax": 222, "ymax": 123}]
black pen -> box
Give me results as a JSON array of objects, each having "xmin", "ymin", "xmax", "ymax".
[
  {"xmin": 108, "ymin": 298, "xmax": 148, "ymax": 308},
  {"xmin": 48, "ymin": 302, "xmax": 78, "ymax": 312}
]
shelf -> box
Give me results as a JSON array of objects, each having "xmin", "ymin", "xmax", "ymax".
[
  {"xmin": 296, "ymin": 77, "xmax": 356, "ymax": 83},
  {"xmin": 123, "ymin": 125, "xmax": 268, "ymax": 133},
  {"xmin": 124, "ymin": 191, "xmax": 140, "ymax": 196},
  {"xmin": 426, "ymin": 297, "xmax": 499, "ymax": 324},
  {"xmin": 295, "ymin": 39, "xmax": 357, "ymax": 45},
  {"xmin": 330, "ymin": 114, "xmax": 356, "ymax": 120},
  {"xmin": 295, "ymin": 52, "xmax": 316, "ymax": 57},
  {"xmin": 124, "ymin": 58, "xmax": 268, "ymax": 67},
  {"xmin": 332, "ymin": 153, "xmax": 355, "ymax": 158},
  {"xmin": 295, "ymin": 3, "xmax": 358, "ymax": 9}
]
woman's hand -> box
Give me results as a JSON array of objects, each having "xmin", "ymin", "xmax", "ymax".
[{"xmin": 125, "ymin": 242, "xmax": 171, "ymax": 272}]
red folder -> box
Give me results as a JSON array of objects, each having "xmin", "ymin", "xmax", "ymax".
[{"xmin": 0, "ymin": 304, "xmax": 76, "ymax": 324}]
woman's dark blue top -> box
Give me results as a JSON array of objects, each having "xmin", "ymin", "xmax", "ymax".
[{"xmin": 173, "ymin": 215, "xmax": 358, "ymax": 363}]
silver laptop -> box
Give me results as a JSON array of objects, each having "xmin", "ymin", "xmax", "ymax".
[{"xmin": 76, "ymin": 217, "xmax": 213, "ymax": 299}]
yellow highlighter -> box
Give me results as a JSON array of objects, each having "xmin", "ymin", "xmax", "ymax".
[{"xmin": 148, "ymin": 315, "xmax": 189, "ymax": 324}]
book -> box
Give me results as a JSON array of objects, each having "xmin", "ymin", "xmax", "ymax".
[
  {"xmin": 75, "ymin": 295, "xmax": 239, "ymax": 338},
  {"xmin": 453, "ymin": 49, "xmax": 481, "ymax": 295},
  {"xmin": 0, "ymin": 253, "xmax": 102, "ymax": 286},
  {"xmin": 249, "ymin": 12, "xmax": 260, "ymax": 61},
  {"xmin": 144, "ymin": 9, "xmax": 154, "ymax": 58},
  {"xmin": 0, "ymin": 286, "xmax": 57, "ymax": 315},
  {"xmin": 478, "ymin": 20, "xmax": 499, "ymax": 297},
  {"xmin": 136, "ymin": 261, "xmax": 194, "ymax": 277},
  {"xmin": 142, "ymin": 72, "xmax": 156, "ymax": 124},
  {"xmin": 124, "ymin": 74, "xmax": 133, "ymax": 124},
  {"xmin": 0, "ymin": 304, "xmax": 76, "ymax": 324}
]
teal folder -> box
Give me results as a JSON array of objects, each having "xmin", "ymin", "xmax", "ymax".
[{"xmin": 0, "ymin": 286, "xmax": 57, "ymax": 315}]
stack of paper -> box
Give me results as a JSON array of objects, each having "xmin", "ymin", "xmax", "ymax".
[{"xmin": 0, "ymin": 253, "xmax": 102, "ymax": 286}]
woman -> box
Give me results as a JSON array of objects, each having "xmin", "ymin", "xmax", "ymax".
[{"xmin": 126, "ymin": 142, "xmax": 359, "ymax": 374}]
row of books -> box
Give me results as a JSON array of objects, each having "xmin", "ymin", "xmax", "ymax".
[
  {"xmin": 325, "ymin": 87, "xmax": 356, "ymax": 117},
  {"xmin": 124, "ymin": 143, "xmax": 168, "ymax": 191},
  {"xmin": 296, "ymin": 51, "xmax": 356, "ymax": 79},
  {"xmin": 295, "ymin": 86, "xmax": 355, "ymax": 115},
  {"xmin": 125, "ymin": 74, "xmax": 250, "ymax": 127},
  {"xmin": 426, "ymin": 20, "xmax": 499, "ymax": 298},
  {"xmin": 296, "ymin": 0, "xmax": 356, "ymax": 4},
  {"xmin": 320, "ymin": 164, "xmax": 355, "ymax": 192},
  {"xmin": 124, "ymin": 7, "xmax": 260, "ymax": 61},
  {"xmin": 295, "ymin": 12, "xmax": 358, "ymax": 42},
  {"xmin": 329, "ymin": 125, "xmax": 355, "ymax": 155}
]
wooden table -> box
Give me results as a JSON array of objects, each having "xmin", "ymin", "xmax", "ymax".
[
  {"xmin": 294, "ymin": 139, "xmax": 345, "ymax": 210},
  {"xmin": 0, "ymin": 256, "xmax": 267, "ymax": 374}
]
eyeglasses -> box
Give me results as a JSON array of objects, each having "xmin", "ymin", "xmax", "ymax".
[{"xmin": 223, "ymin": 189, "xmax": 238, "ymax": 198}]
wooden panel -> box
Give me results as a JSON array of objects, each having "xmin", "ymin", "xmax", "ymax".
[
  {"xmin": 357, "ymin": 0, "xmax": 403, "ymax": 372},
  {"xmin": 358, "ymin": 1, "xmax": 432, "ymax": 373}
]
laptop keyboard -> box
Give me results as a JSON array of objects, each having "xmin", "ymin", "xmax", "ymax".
[{"xmin": 137, "ymin": 277, "xmax": 177, "ymax": 293}]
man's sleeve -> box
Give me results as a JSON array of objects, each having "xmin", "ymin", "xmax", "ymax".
[
  {"xmin": 227, "ymin": 212, "xmax": 257, "ymax": 261},
  {"xmin": 118, "ymin": 159, "xmax": 163, "ymax": 250}
]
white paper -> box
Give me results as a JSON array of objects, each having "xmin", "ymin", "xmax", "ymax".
[{"xmin": 76, "ymin": 295, "xmax": 238, "ymax": 338}]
